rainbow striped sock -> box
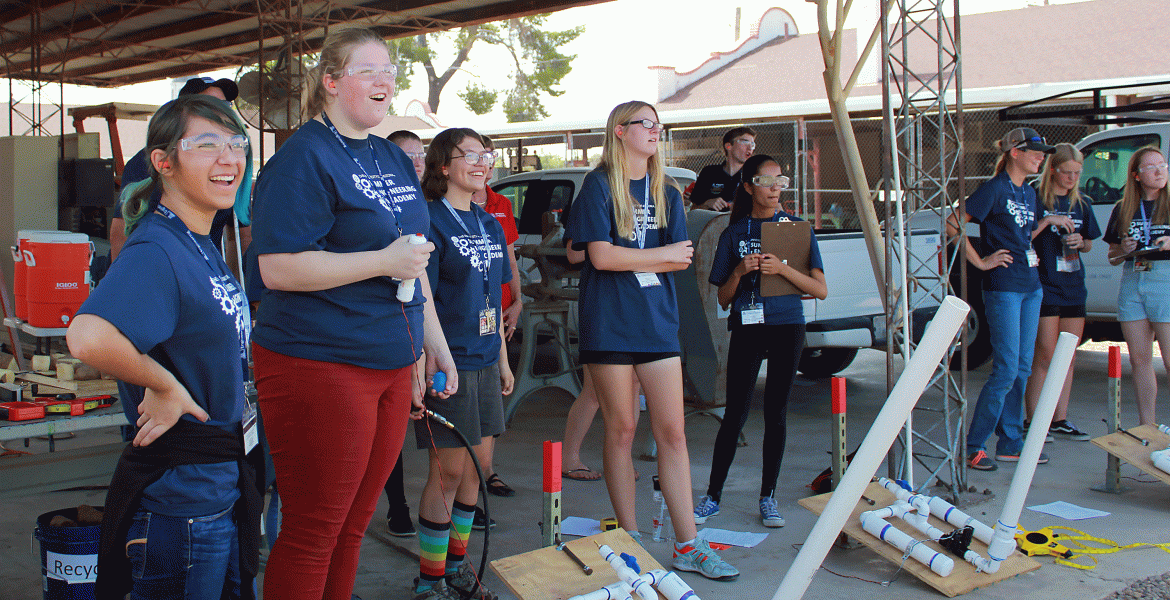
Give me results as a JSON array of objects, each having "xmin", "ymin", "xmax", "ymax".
[
  {"xmin": 417, "ymin": 517, "xmax": 450, "ymax": 591},
  {"xmin": 446, "ymin": 501, "xmax": 476, "ymax": 575}
]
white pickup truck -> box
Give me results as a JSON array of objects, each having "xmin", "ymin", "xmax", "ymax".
[{"xmin": 492, "ymin": 167, "xmax": 942, "ymax": 379}]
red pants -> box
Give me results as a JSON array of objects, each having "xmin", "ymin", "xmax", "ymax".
[{"xmin": 254, "ymin": 343, "xmax": 413, "ymax": 600}]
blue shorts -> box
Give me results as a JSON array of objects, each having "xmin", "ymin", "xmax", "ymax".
[{"xmin": 1118, "ymin": 260, "xmax": 1170, "ymax": 323}]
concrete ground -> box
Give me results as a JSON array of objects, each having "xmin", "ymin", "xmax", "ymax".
[{"xmin": 2, "ymin": 345, "xmax": 1168, "ymax": 600}]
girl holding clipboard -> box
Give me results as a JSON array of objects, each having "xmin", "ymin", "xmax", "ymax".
[{"xmin": 696, "ymin": 154, "xmax": 827, "ymax": 529}]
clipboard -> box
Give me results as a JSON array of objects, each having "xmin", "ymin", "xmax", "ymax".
[{"xmin": 760, "ymin": 220, "xmax": 811, "ymax": 297}]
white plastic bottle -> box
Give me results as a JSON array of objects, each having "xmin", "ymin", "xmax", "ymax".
[
  {"xmin": 396, "ymin": 234, "xmax": 427, "ymax": 302},
  {"xmin": 651, "ymin": 475, "xmax": 670, "ymax": 542}
]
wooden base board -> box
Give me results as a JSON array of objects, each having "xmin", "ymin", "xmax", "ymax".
[
  {"xmin": 798, "ymin": 482, "xmax": 1041, "ymax": 597},
  {"xmin": 490, "ymin": 528, "xmax": 667, "ymax": 600},
  {"xmin": 18, "ymin": 374, "xmax": 116, "ymax": 398},
  {"xmin": 1090, "ymin": 424, "xmax": 1170, "ymax": 486}
]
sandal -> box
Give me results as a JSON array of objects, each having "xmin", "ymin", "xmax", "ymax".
[
  {"xmin": 561, "ymin": 467, "xmax": 603, "ymax": 482},
  {"xmin": 485, "ymin": 473, "xmax": 516, "ymax": 497}
]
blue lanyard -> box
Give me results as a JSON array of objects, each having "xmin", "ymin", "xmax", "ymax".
[
  {"xmin": 1140, "ymin": 200, "xmax": 1151, "ymax": 246},
  {"xmin": 154, "ymin": 204, "xmax": 250, "ymax": 362},
  {"xmin": 441, "ymin": 198, "xmax": 493, "ymax": 307},
  {"xmin": 1009, "ymin": 181, "xmax": 1032, "ymax": 244},
  {"xmin": 635, "ymin": 177, "xmax": 649, "ymax": 249},
  {"xmin": 320, "ymin": 112, "xmax": 403, "ymax": 236}
]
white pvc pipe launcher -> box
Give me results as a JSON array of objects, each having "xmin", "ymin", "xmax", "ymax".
[{"xmin": 568, "ymin": 546, "xmax": 699, "ymax": 600}]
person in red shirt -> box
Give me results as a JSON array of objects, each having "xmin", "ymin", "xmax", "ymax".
[{"xmin": 468, "ymin": 135, "xmax": 522, "ymax": 510}]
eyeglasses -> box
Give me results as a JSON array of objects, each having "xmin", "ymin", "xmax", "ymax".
[
  {"xmin": 1055, "ymin": 168, "xmax": 1082, "ymax": 177},
  {"xmin": 625, "ymin": 119, "xmax": 666, "ymax": 134},
  {"xmin": 178, "ymin": 133, "xmax": 249, "ymax": 157},
  {"xmin": 342, "ymin": 64, "xmax": 398, "ymax": 81},
  {"xmin": 751, "ymin": 175, "xmax": 790, "ymax": 189},
  {"xmin": 732, "ymin": 138, "xmax": 756, "ymax": 150},
  {"xmin": 453, "ymin": 150, "xmax": 499, "ymax": 165},
  {"xmin": 1138, "ymin": 163, "xmax": 1169, "ymax": 174},
  {"xmin": 404, "ymin": 152, "xmax": 426, "ymax": 161}
]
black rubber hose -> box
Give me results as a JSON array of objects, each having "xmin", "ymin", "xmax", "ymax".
[{"xmin": 425, "ymin": 409, "xmax": 489, "ymax": 600}]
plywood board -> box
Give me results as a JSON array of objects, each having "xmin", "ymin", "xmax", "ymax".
[
  {"xmin": 1091, "ymin": 424, "xmax": 1170, "ymax": 486},
  {"xmin": 491, "ymin": 528, "xmax": 667, "ymax": 600},
  {"xmin": 798, "ymin": 482, "xmax": 1041, "ymax": 597},
  {"xmin": 18, "ymin": 375, "xmax": 116, "ymax": 398}
]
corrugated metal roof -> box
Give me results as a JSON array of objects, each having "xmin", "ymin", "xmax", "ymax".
[{"xmin": 0, "ymin": 0, "xmax": 609, "ymax": 87}]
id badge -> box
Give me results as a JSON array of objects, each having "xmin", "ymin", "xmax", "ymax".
[
  {"xmin": 479, "ymin": 308, "xmax": 497, "ymax": 336},
  {"xmin": 1026, "ymin": 248, "xmax": 1039, "ymax": 268},
  {"xmin": 1135, "ymin": 259, "xmax": 1151, "ymax": 272},
  {"xmin": 1056, "ymin": 257, "xmax": 1080, "ymax": 273},
  {"xmin": 741, "ymin": 304, "xmax": 765, "ymax": 325},
  {"xmin": 242, "ymin": 401, "xmax": 258, "ymax": 453},
  {"xmin": 634, "ymin": 272, "xmax": 661, "ymax": 288}
]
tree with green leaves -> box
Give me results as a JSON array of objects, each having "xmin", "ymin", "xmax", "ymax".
[{"xmin": 388, "ymin": 16, "xmax": 583, "ymax": 122}]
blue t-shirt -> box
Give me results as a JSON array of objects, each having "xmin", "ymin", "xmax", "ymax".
[
  {"xmin": 565, "ymin": 170, "xmax": 688, "ymax": 353},
  {"xmin": 1033, "ymin": 195, "xmax": 1101, "ymax": 306},
  {"xmin": 1103, "ymin": 199, "xmax": 1170, "ymax": 261},
  {"xmin": 79, "ymin": 212, "xmax": 251, "ymax": 517},
  {"xmin": 247, "ymin": 120, "xmax": 429, "ymax": 370},
  {"xmin": 426, "ymin": 200, "xmax": 511, "ymax": 370},
  {"xmin": 116, "ymin": 149, "xmax": 233, "ymax": 252},
  {"xmin": 709, "ymin": 211, "xmax": 824, "ymax": 328},
  {"xmin": 965, "ymin": 172, "xmax": 1041, "ymax": 292}
]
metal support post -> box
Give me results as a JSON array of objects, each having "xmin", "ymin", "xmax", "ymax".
[
  {"xmin": 542, "ymin": 440, "xmax": 562, "ymax": 548},
  {"xmin": 831, "ymin": 377, "xmax": 847, "ymax": 490},
  {"xmin": 1093, "ymin": 345, "xmax": 1128, "ymax": 494}
]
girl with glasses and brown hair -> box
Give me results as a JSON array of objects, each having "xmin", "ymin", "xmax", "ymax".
[
  {"xmin": 411, "ymin": 127, "xmax": 512, "ymax": 600},
  {"xmin": 695, "ymin": 153, "xmax": 827, "ymax": 530},
  {"xmin": 1104, "ymin": 146, "xmax": 1170, "ymax": 425},
  {"xmin": 566, "ymin": 100, "xmax": 738, "ymax": 581}
]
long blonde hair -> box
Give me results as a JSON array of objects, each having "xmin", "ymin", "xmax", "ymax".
[
  {"xmin": 1038, "ymin": 143, "xmax": 1087, "ymax": 212},
  {"xmin": 599, "ymin": 101, "xmax": 670, "ymax": 240},
  {"xmin": 1115, "ymin": 145, "xmax": 1170, "ymax": 239},
  {"xmin": 304, "ymin": 28, "xmax": 387, "ymax": 119}
]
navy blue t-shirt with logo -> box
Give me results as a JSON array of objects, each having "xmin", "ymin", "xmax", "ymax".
[
  {"xmin": 709, "ymin": 210, "xmax": 824, "ymax": 328},
  {"xmin": 566, "ymin": 169, "xmax": 688, "ymax": 353},
  {"xmin": 1033, "ymin": 195, "xmax": 1101, "ymax": 306},
  {"xmin": 426, "ymin": 200, "xmax": 511, "ymax": 370},
  {"xmin": 247, "ymin": 119, "xmax": 429, "ymax": 370},
  {"xmin": 1103, "ymin": 199, "xmax": 1170, "ymax": 262},
  {"xmin": 79, "ymin": 212, "xmax": 251, "ymax": 517},
  {"xmin": 965, "ymin": 171, "xmax": 1041, "ymax": 292}
]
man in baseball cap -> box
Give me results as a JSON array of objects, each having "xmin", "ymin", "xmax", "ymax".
[
  {"xmin": 177, "ymin": 76, "xmax": 239, "ymax": 102},
  {"xmin": 1001, "ymin": 127, "xmax": 1055, "ymax": 154}
]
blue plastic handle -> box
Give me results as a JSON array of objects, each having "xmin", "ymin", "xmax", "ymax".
[{"xmin": 431, "ymin": 371, "xmax": 447, "ymax": 394}]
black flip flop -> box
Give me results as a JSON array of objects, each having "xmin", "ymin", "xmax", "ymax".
[{"xmin": 485, "ymin": 473, "xmax": 516, "ymax": 497}]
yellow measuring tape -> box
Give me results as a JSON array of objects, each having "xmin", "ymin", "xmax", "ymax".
[{"xmin": 1015, "ymin": 526, "xmax": 1170, "ymax": 570}]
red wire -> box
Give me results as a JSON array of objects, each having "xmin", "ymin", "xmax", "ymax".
[{"xmin": 400, "ymin": 302, "xmax": 485, "ymax": 594}]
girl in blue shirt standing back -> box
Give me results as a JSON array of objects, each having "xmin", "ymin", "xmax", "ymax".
[
  {"xmin": 566, "ymin": 100, "xmax": 737, "ymax": 581},
  {"xmin": 695, "ymin": 154, "xmax": 827, "ymax": 529}
]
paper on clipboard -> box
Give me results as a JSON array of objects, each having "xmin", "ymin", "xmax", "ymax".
[{"xmin": 760, "ymin": 220, "xmax": 810, "ymax": 297}]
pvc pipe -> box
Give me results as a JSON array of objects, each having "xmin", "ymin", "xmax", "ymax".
[
  {"xmin": 773, "ymin": 296, "xmax": 969, "ymax": 600},
  {"xmin": 568, "ymin": 582, "xmax": 634, "ymax": 600},
  {"xmin": 878, "ymin": 478, "xmax": 995, "ymax": 544},
  {"xmin": 859, "ymin": 510, "xmax": 955, "ymax": 576},
  {"xmin": 1152, "ymin": 448, "xmax": 1170, "ymax": 474},
  {"xmin": 985, "ymin": 331, "xmax": 1078, "ymax": 572},
  {"xmin": 647, "ymin": 570, "xmax": 700, "ymax": 600},
  {"xmin": 597, "ymin": 545, "xmax": 656, "ymax": 600}
]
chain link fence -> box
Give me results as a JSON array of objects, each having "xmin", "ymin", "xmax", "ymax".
[{"xmin": 663, "ymin": 105, "xmax": 1096, "ymax": 230}]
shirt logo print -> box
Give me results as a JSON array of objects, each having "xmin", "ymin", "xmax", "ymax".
[
  {"xmin": 352, "ymin": 173, "xmax": 403, "ymax": 214},
  {"xmin": 1006, "ymin": 196, "xmax": 1033, "ymax": 229},
  {"xmin": 209, "ymin": 275, "xmax": 250, "ymax": 358}
]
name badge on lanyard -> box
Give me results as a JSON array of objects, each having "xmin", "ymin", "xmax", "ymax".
[
  {"xmin": 635, "ymin": 272, "xmax": 661, "ymax": 288},
  {"xmin": 633, "ymin": 177, "xmax": 661, "ymax": 289},
  {"xmin": 1026, "ymin": 248, "xmax": 1039, "ymax": 268},
  {"xmin": 741, "ymin": 303, "xmax": 765, "ymax": 325},
  {"xmin": 241, "ymin": 399, "xmax": 258, "ymax": 453},
  {"xmin": 479, "ymin": 308, "xmax": 498, "ymax": 336}
]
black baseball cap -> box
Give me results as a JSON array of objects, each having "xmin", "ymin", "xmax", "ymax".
[
  {"xmin": 178, "ymin": 77, "xmax": 239, "ymax": 101},
  {"xmin": 1002, "ymin": 127, "xmax": 1055, "ymax": 154}
]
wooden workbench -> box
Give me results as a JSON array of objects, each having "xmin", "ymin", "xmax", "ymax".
[
  {"xmin": 491, "ymin": 529, "xmax": 667, "ymax": 600},
  {"xmin": 798, "ymin": 482, "xmax": 1040, "ymax": 597}
]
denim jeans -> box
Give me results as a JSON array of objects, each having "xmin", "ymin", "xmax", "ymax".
[
  {"xmin": 125, "ymin": 505, "xmax": 242, "ymax": 600},
  {"xmin": 967, "ymin": 287, "xmax": 1042, "ymax": 456}
]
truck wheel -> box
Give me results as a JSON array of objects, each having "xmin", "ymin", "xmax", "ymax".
[
  {"xmin": 798, "ymin": 347, "xmax": 859, "ymax": 379},
  {"xmin": 949, "ymin": 309, "xmax": 993, "ymax": 371}
]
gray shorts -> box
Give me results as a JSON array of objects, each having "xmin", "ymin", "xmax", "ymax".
[
  {"xmin": 1118, "ymin": 261, "xmax": 1170, "ymax": 323},
  {"xmin": 414, "ymin": 363, "xmax": 505, "ymax": 449}
]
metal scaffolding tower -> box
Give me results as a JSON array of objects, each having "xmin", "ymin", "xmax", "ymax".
[{"xmin": 881, "ymin": 0, "xmax": 969, "ymax": 501}]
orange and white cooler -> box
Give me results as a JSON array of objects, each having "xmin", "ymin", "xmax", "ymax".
[{"xmin": 16, "ymin": 231, "xmax": 91, "ymax": 328}]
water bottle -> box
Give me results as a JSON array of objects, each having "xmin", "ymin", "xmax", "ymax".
[
  {"xmin": 651, "ymin": 475, "xmax": 670, "ymax": 542},
  {"xmin": 396, "ymin": 234, "xmax": 427, "ymax": 302}
]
